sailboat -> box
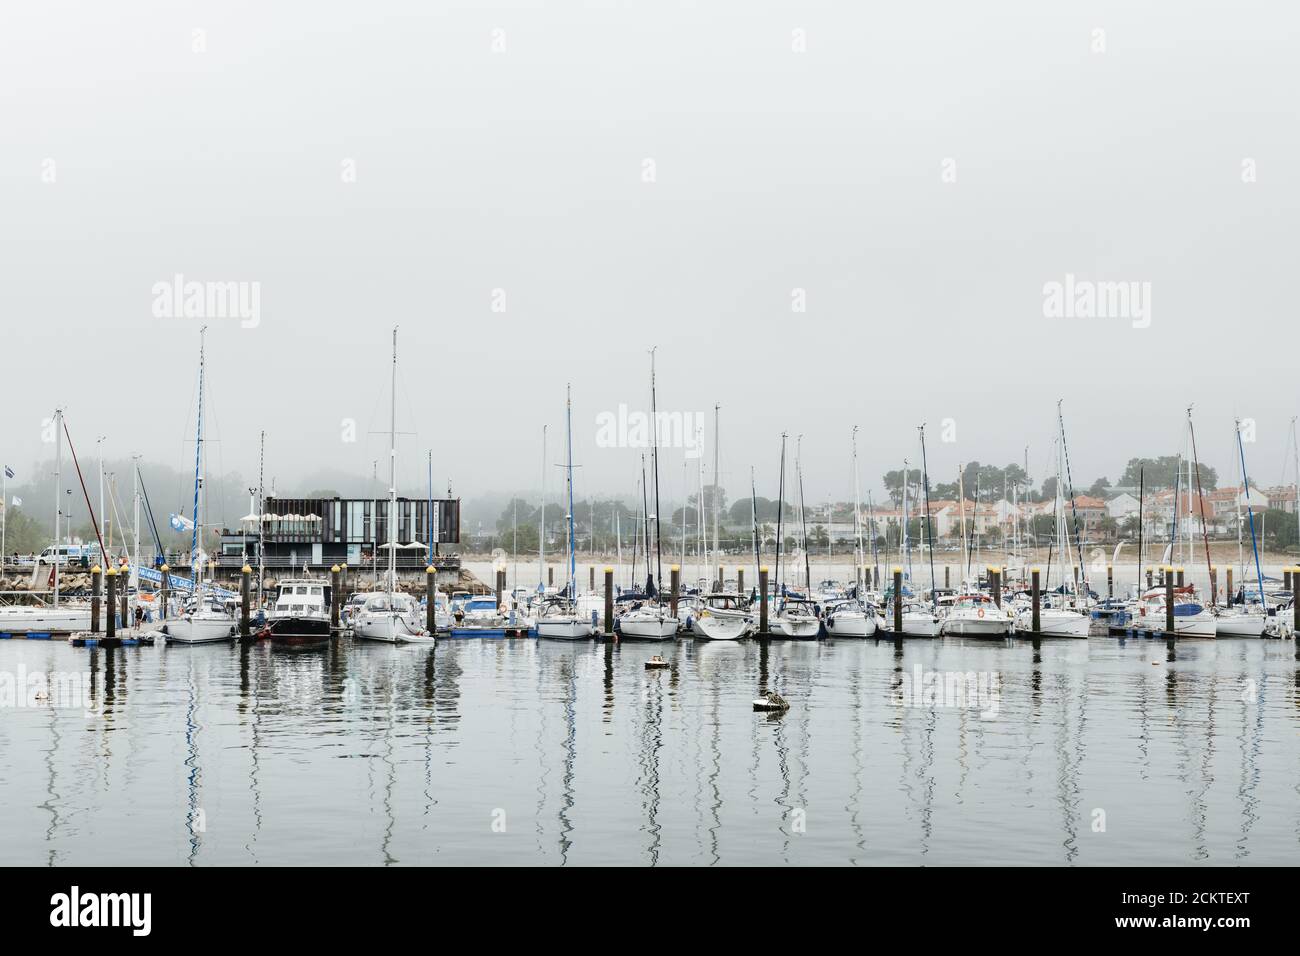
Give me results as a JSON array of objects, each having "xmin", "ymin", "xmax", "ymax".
[
  {"xmin": 619, "ymin": 349, "xmax": 681, "ymax": 640},
  {"xmin": 1015, "ymin": 431, "xmax": 1089, "ymax": 637},
  {"xmin": 165, "ymin": 328, "xmax": 237, "ymax": 644},
  {"xmin": 1214, "ymin": 418, "xmax": 1272, "ymax": 637},
  {"xmin": 824, "ymin": 426, "xmax": 877, "ymax": 637},
  {"xmin": 353, "ymin": 328, "xmax": 432, "ymax": 643},
  {"xmin": 767, "ymin": 433, "xmax": 819, "ymax": 639},
  {"xmin": 537, "ymin": 385, "xmax": 595, "ymax": 639}
]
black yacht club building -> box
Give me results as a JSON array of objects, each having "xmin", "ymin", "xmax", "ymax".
[{"xmin": 215, "ymin": 495, "xmax": 461, "ymax": 575}]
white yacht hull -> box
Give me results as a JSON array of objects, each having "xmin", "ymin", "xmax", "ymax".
[
  {"xmin": 537, "ymin": 618, "xmax": 593, "ymax": 640},
  {"xmin": 619, "ymin": 615, "xmax": 680, "ymax": 640},
  {"xmin": 1016, "ymin": 608, "xmax": 1091, "ymax": 637},
  {"xmin": 890, "ymin": 613, "xmax": 942, "ymax": 637},
  {"xmin": 692, "ymin": 612, "xmax": 749, "ymax": 640},
  {"xmin": 824, "ymin": 612, "xmax": 877, "ymax": 637},
  {"xmin": 354, "ymin": 612, "xmax": 429, "ymax": 643},
  {"xmin": 943, "ymin": 612, "xmax": 1013, "ymax": 637},
  {"xmin": 769, "ymin": 616, "xmax": 820, "ymax": 639},
  {"xmin": 0, "ymin": 605, "xmax": 97, "ymax": 634},
  {"xmin": 1210, "ymin": 610, "xmax": 1265, "ymax": 637},
  {"xmin": 165, "ymin": 612, "xmax": 236, "ymax": 644}
]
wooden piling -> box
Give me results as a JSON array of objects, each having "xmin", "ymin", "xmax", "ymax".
[
  {"xmin": 1227, "ymin": 567, "xmax": 1233, "ymax": 603},
  {"xmin": 548, "ymin": 566, "xmax": 554, "ymax": 588},
  {"xmin": 758, "ymin": 566, "xmax": 769, "ymax": 633},
  {"xmin": 736, "ymin": 567, "xmax": 744, "ymax": 596},
  {"xmin": 893, "ymin": 566, "xmax": 903, "ymax": 634},
  {"xmin": 1284, "ymin": 568, "xmax": 1293, "ymax": 593},
  {"xmin": 330, "ymin": 565, "xmax": 341, "ymax": 628},
  {"xmin": 990, "ymin": 566, "xmax": 1001, "ymax": 607},
  {"xmin": 1031, "ymin": 567, "xmax": 1041, "ymax": 633},
  {"xmin": 1176, "ymin": 567, "xmax": 1184, "ymax": 588},
  {"xmin": 1106, "ymin": 564, "xmax": 1113, "ymax": 600},
  {"xmin": 241, "ymin": 564, "xmax": 252, "ymax": 637},
  {"xmin": 1209, "ymin": 566, "xmax": 1218, "ymax": 607},
  {"xmin": 944, "ymin": 565, "xmax": 950, "ymax": 589},
  {"xmin": 603, "ymin": 567, "xmax": 614, "ymax": 635},
  {"xmin": 91, "ymin": 565, "xmax": 102, "ymax": 633},
  {"xmin": 1146, "ymin": 568, "xmax": 1153, "ymax": 590},
  {"xmin": 495, "ymin": 569, "xmax": 504, "ymax": 609},
  {"xmin": 1164, "ymin": 567, "xmax": 1175, "ymax": 636},
  {"xmin": 105, "ymin": 567, "xmax": 117, "ymax": 639},
  {"xmin": 426, "ymin": 565, "xmax": 436, "ymax": 633},
  {"xmin": 160, "ymin": 564, "xmax": 170, "ymax": 621},
  {"xmin": 669, "ymin": 565, "xmax": 680, "ymax": 618},
  {"xmin": 119, "ymin": 568, "xmax": 128, "ymax": 628}
]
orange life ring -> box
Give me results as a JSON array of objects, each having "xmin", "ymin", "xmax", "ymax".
[{"xmin": 977, "ymin": 608, "xmax": 985, "ymax": 618}]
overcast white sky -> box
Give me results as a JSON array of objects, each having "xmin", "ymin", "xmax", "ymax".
[{"xmin": 2, "ymin": 2, "xmax": 1296, "ymax": 505}]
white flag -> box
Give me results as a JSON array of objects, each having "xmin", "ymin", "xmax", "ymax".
[{"xmin": 10, "ymin": 496, "xmax": 20, "ymax": 507}]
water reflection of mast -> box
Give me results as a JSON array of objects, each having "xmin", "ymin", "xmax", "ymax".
[
  {"xmin": 237, "ymin": 640, "xmax": 264, "ymax": 861},
  {"xmin": 40, "ymin": 707, "xmax": 62, "ymax": 866},
  {"xmin": 638, "ymin": 667, "xmax": 666, "ymax": 865},
  {"xmin": 1235, "ymin": 650, "xmax": 1262, "ymax": 859},
  {"xmin": 558, "ymin": 654, "xmax": 577, "ymax": 865},
  {"xmin": 185, "ymin": 658, "xmax": 202, "ymax": 865}
]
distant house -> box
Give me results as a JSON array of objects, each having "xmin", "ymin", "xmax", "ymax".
[
  {"xmin": 1106, "ymin": 492, "xmax": 1140, "ymax": 519},
  {"xmin": 1266, "ymin": 485, "xmax": 1297, "ymax": 514}
]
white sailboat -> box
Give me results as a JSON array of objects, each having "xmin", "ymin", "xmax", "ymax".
[
  {"xmin": 353, "ymin": 328, "xmax": 432, "ymax": 644},
  {"xmin": 166, "ymin": 328, "xmax": 237, "ymax": 645},
  {"xmin": 537, "ymin": 385, "xmax": 595, "ymax": 640}
]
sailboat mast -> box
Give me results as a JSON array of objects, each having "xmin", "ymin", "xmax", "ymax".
[
  {"xmin": 1235, "ymin": 419, "xmax": 1267, "ymax": 609},
  {"xmin": 386, "ymin": 328, "xmax": 398, "ymax": 591},
  {"xmin": 919, "ymin": 424, "xmax": 936, "ymax": 610},
  {"xmin": 775, "ymin": 433, "xmax": 787, "ymax": 594},
  {"xmin": 852, "ymin": 426, "xmax": 863, "ymax": 590},
  {"xmin": 256, "ymin": 430, "xmax": 265, "ymax": 605},
  {"xmin": 749, "ymin": 466, "xmax": 759, "ymax": 593},
  {"xmin": 797, "ymin": 438, "xmax": 809, "ymax": 592},
  {"xmin": 711, "ymin": 404, "xmax": 720, "ymax": 589},
  {"xmin": 565, "ymin": 385, "xmax": 576, "ymax": 603},
  {"xmin": 649, "ymin": 348, "xmax": 663, "ymax": 593},
  {"xmin": 1186, "ymin": 406, "xmax": 1213, "ymax": 603},
  {"xmin": 53, "ymin": 408, "xmax": 62, "ymax": 609},
  {"xmin": 539, "ymin": 425, "xmax": 546, "ymax": 590},
  {"xmin": 1136, "ymin": 466, "xmax": 1145, "ymax": 597},
  {"xmin": 191, "ymin": 327, "xmax": 206, "ymax": 590}
]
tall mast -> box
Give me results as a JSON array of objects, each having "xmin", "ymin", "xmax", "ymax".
[
  {"xmin": 53, "ymin": 408, "xmax": 62, "ymax": 609},
  {"xmin": 852, "ymin": 426, "xmax": 863, "ymax": 591},
  {"xmin": 132, "ymin": 456, "xmax": 141, "ymax": 598},
  {"xmin": 1235, "ymin": 419, "xmax": 1266, "ymax": 609},
  {"xmin": 565, "ymin": 384, "xmax": 576, "ymax": 604},
  {"xmin": 539, "ymin": 425, "xmax": 546, "ymax": 591},
  {"xmin": 749, "ymin": 466, "xmax": 759, "ymax": 593},
  {"xmin": 796, "ymin": 436, "xmax": 809, "ymax": 592},
  {"xmin": 919, "ymin": 424, "xmax": 936, "ymax": 610},
  {"xmin": 712, "ymin": 403, "xmax": 722, "ymax": 582},
  {"xmin": 1186, "ymin": 406, "xmax": 1213, "ymax": 603},
  {"xmin": 191, "ymin": 327, "xmax": 205, "ymax": 587},
  {"xmin": 257, "ymin": 430, "xmax": 265, "ymax": 605},
  {"xmin": 641, "ymin": 454, "xmax": 651, "ymax": 592},
  {"xmin": 387, "ymin": 327, "xmax": 398, "ymax": 591},
  {"xmin": 775, "ymin": 433, "xmax": 787, "ymax": 594},
  {"xmin": 1056, "ymin": 400, "xmax": 1088, "ymax": 596},
  {"xmin": 648, "ymin": 348, "xmax": 662, "ymax": 593},
  {"xmin": 901, "ymin": 457, "xmax": 910, "ymax": 585}
]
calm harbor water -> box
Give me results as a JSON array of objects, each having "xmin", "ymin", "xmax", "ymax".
[{"xmin": 1, "ymin": 633, "xmax": 1297, "ymax": 866}]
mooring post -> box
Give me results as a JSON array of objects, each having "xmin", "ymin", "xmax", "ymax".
[
  {"xmin": 426, "ymin": 565, "xmax": 436, "ymax": 633},
  {"xmin": 1146, "ymin": 568, "xmax": 1153, "ymax": 591},
  {"xmin": 1226, "ymin": 567, "xmax": 1234, "ymax": 604},
  {"xmin": 1292, "ymin": 567, "xmax": 1299, "ymax": 642},
  {"xmin": 669, "ymin": 565, "xmax": 680, "ymax": 618},
  {"xmin": 1209, "ymin": 566, "xmax": 1218, "ymax": 607},
  {"xmin": 91, "ymin": 565, "xmax": 102, "ymax": 633},
  {"xmin": 1031, "ymin": 567, "xmax": 1041, "ymax": 633},
  {"xmin": 589, "ymin": 566, "xmax": 595, "ymax": 592},
  {"xmin": 1284, "ymin": 567, "xmax": 1292, "ymax": 593},
  {"xmin": 944, "ymin": 565, "xmax": 950, "ymax": 589},
  {"xmin": 495, "ymin": 569, "xmax": 504, "ymax": 610},
  {"xmin": 326, "ymin": 564, "xmax": 339, "ymax": 629},
  {"xmin": 1165, "ymin": 567, "xmax": 1175, "ymax": 636},
  {"xmin": 1176, "ymin": 567, "xmax": 1185, "ymax": 588},
  {"xmin": 736, "ymin": 567, "xmax": 744, "ymax": 597},
  {"xmin": 990, "ymin": 566, "xmax": 1001, "ymax": 608},
  {"xmin": 160, "ymin": 563, "xmax": 170, "ymax": 621},
  {"xmin": 119, "ymin": 565, "xmax": 128, "ymax": 628},
  {"xmin": 105, "ymin": 567, "xmax": 117, "ymax": 639},
  {"xmin": 758, "ymin": 566, "xmax": 769, "ymax": 634},
  {"xmin": 1106, "ymin": 564, "xmax": 1113, "ymax": 600},
  {"xmin": 893, "ymin": 566, "xmax": 903, "ymax": 634},
  {"xmin": 240, "ymin": 564, "xmax": 252, "ymax": 638},
  {"xmin": 717, "ymin": 565, "xmax": 725, "ymax": 592},
  {"xmin": 603, "ymin": 567, "xmax": 614, "ymax": 635},
  {"xmin": 548, "ymin": 566, "xmax": 554, "ymax": 588}
]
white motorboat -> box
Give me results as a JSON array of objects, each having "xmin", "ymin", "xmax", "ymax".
[
  {"xmin": 619, "ymin": 603, "xmax": 680, "ymax": 640},
  {"xmin": 264, "ymin": 578, "xmax": 334, "ymax": 646},
  {"xmin": 353, "ymin": 591, "xmax": 430, "ymax": 643},
  {"xmin": 880, "ymin": 601, "xmax": 942, "ymax": 637},
  {"xmin": 691, "ymin": 593, "xmax": 751, "ymax": 640},
  {"xmin": 823, "ymin": 599, "xmax": 877, "ymax": 637},
  {"xmin": 942, "ymin": 593, "xmax": 1014, "ymax": 637}
]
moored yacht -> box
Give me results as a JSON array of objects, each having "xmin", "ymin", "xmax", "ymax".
[
  {"xmin": 691, "ymin": 593, "xmax": 751, "ymax": 640},
  {"xmin": 941, "ymin": 593, "xmax": 1013, "ymax": 637},
  {"xmin": 264, "ymin": 578, "xmax": 333, "ymax": 646}
]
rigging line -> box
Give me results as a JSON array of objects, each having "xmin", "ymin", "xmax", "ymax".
[{"xmin": 59, "ymin": 417, "xmax": 108, "ymax": 569}]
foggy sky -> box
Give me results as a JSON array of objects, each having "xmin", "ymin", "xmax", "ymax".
[{"xmin": 3, "ymin": 2, "xmax": 1297, "ymax": 509}]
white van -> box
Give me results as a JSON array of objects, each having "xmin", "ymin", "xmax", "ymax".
[{"xmin": 36, "ymin": 544, "xmax": 101, "ymax": 566}]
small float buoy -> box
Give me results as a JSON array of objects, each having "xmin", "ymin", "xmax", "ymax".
[
  {"xmin": 753, "ymin": 691, "xmax": 790, "ymax": 712},
  {"xmin": 645, "ymin": 655, "xmax": 669, "ymax": 670}
]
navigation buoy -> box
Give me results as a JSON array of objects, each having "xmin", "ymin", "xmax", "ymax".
[{"xmin": 645, "ymin": 655, "xmax": 669, "ymax": 670}]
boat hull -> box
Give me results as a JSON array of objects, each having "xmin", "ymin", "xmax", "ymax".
[
  {"xmin": 536, "ymin": 618, "xmax": 593, "ymax": 640},
  {"xmin": 165, "ymin": 613, "xmax": 236, "ymax": 644},
  {"xmin": 769, "ymin": 617, "xmax": 821, "ymax": 639},
  {"xmin": 943, "ymin": 614, "xmax": 1013, "ymax": 637},
  {"xmin": 619, "ymin": 616, "xmax": 680, "ymax": 640},
  {"xmin": 0, "ymin": 606, "xmax": 96, "ymax": 634},
  {"xmin": 692, "ymin": 612, "xmax": 749, "ymax": 640},
  {"xmin": 353, "ymin": 612, "xmax": 426, "ymax": 643},
  {"xmin": 824, "ymin": 612, "xmax": 877, "ymax": 637},
  {"xmin": 1016, "ymin": 609, "xmax": 1091, "ymax": 637},
  {"xmin": 1213, "ymin": 611, "xmax": 1267, "ymax": 637},
  {"xmin": 266, "ymin": 615, "xmax": 332, "ymax": 646}
]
